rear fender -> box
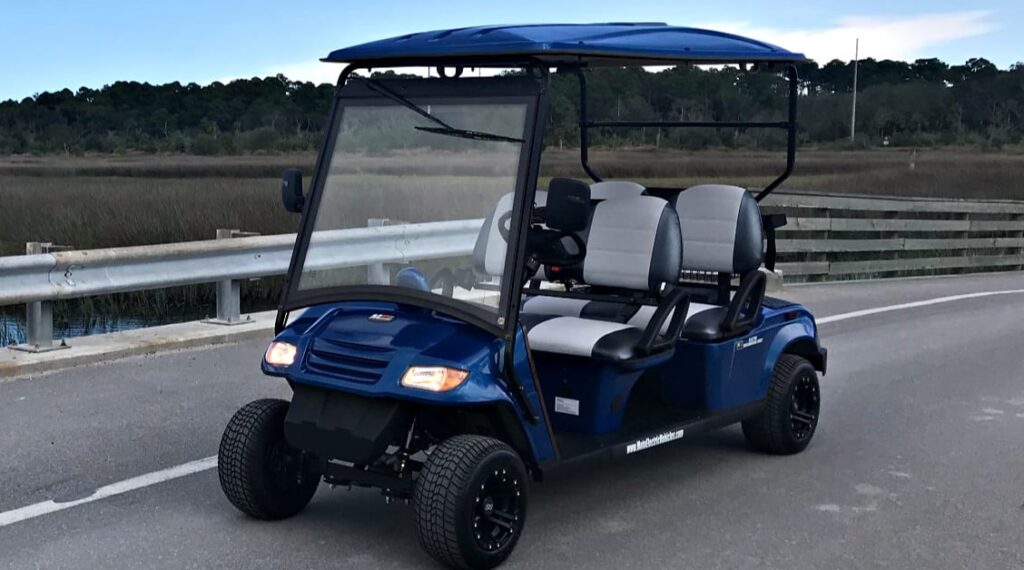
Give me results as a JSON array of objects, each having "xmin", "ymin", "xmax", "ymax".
[{"xmin": 763, "ymin": 316, "xmax": 825, "ymax": 384}]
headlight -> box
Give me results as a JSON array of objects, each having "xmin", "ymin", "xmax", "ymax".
[
  {"xmin": 400, "ymin": 366, "xmax": 469, "ymax": 392},
  {"xmin": 264, "ymin": 341, "xmax": 298, "ymax": 367}
]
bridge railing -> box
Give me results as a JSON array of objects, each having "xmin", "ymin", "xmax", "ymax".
[
  {"xmin": 3, "ymin": 191, "xmax": 1024, "ymax": 352},
  {"xmin": 0, "ymin": 218, "xmax": 484, "ymax": 351},
  {"xmin": 761, "ymin": 192, "xmax": 1024, "ymax": 282}
]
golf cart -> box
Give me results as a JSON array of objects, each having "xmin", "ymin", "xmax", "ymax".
[{"xmin": 218, "ymin": 23, "xmax": 827, "ymax": 569}]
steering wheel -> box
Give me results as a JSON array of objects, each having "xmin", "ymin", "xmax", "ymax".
[
  {"xmin": 497, "ymin": 211, "xmax": 513, "ymax": 242},
  {"xmin": 496, "ymin": 209, "xmax": 587, "ymax": 282},
  {"xmin": 529, "ymin": 230, "xmax": 586, "ymax": 267}
]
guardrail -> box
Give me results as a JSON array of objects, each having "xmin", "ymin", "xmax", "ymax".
[
  {"xmin": 3, "ymin": 191, "xmax": 1023, "ymax": 352},
  {"xmin": 1, "ymin": 219, "xmax": 484, "ymax": 351},
  {"xmin": 761, "ymin": 192, "xmax": 1024, "ymax": 282}
]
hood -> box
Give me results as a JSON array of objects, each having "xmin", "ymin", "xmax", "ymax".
[{"xmin": 269, "ymin": 302, "xmax": 502, "ymax": 390}]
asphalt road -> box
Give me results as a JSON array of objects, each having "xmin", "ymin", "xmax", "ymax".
[{"xmin": 1, "ymin": 272, "xmax": 1023, "ymax": 569}]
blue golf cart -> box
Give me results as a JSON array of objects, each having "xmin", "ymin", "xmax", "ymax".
[{"xmin": 217, "ymin": 23, "xmax": 827, "ymax": 569}]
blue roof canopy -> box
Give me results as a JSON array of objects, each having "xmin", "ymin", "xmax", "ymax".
[{"xmin": 325, "ymin": 23, "xmax": 806, "ymax": 67}]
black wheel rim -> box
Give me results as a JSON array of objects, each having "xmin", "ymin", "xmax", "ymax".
[
  {"xmin": 789, "ymin": 372, "xmax": 820, "ymax": 441},
  {"xmin": 472, "ymin": 466, "xmax": 524, "ymax": 553}
]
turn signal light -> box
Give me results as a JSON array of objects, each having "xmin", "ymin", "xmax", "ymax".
[
  {"xmin": 264, "ymin": 341, "xmax": 298, "ymax": 367},
  {"xmin": 401, "ymin": 366, "xmax": 469, "ymax": 392}
]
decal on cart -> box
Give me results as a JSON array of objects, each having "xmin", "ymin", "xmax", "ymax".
[
  {"xmin": 368, "ymin": 313, "xmax": 395, "ymax": 322},
  {"xmin": 554, "ymin": 397, "xmax": 580, "ymax": 416},
  {"xmin": 626, "ymin": 428, "xmax": 685, "ymax": 454},
  {"xmin": 736, "ymin": 335, "xmax": 763, "ymax": 350}
]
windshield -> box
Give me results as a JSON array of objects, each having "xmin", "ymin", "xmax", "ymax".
[{"xmin": 296, "ymin": 89, "xmax": 533, "ymax": 323}]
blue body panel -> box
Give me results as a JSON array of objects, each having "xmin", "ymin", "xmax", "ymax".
[
  {"xmin": 657, "ymin": 302, "xmax": 818, "ymax": 410},
  {"xmin": 265, "ymin": 298, "xmax": 820, "ymax": 465},
  {"xmin": 532, "ymin": 358, "xmax": 645, "ymax": 434},
  {"xmin": 266, "ymin": 302, "xmax": 556, "ymax": 462},
  {"xmin": 325, "ymin": 23, "xmax": 806, "ymax": 64}
]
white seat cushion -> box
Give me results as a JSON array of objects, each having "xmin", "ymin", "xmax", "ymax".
[
  {"xmin": 625, "ymin": 302, "xmax": 718, "ymax": 335},
  {"xmin": 523, "ymin": 296, "xmax": 721, "ymax": 334},
  {"xmin": 521, "ymin": 296, "xmax": 590, "ymax": 318},
  {"xmin": 526, "ymin": 316, "xmax": 644, "ymax": 361}
]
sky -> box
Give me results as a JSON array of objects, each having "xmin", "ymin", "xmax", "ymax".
[{"xmin": 1, "ymin": 0, "xmax": 1021, "ymax": 102}]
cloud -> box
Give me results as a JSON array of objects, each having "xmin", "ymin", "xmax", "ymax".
[
  {"xmin": 265, "ymin": 59, "xmax": 345, "ymax": 85},
  {"xmin": 700, "ymin": 10, "xmax": 997, "ymax": 63}
]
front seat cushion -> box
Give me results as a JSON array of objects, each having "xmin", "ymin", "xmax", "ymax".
[{"xmin": 524, "ymin": 316, "xmax": 644, "ymax": 361}]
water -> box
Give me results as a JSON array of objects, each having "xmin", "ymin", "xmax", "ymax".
[{"xmin": 1, "ymin": 309, "xmax": 211, "ymax": 347}]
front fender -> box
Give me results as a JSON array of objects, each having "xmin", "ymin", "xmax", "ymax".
[{"xmin": 262, "ymin": 301, "xmax": 555, "ymax": 465}]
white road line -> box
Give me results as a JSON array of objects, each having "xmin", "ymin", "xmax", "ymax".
[
  {"xmin": 816, "ymin": 289, "xmax": 1024, "ymax": 325},
  {"xmin": 0, "ymin": 456, "xmax": 216, "ymax": 528},
  {"xmin": 2, "ymin": 287, "xmax": 1023, "ymax": 529}
]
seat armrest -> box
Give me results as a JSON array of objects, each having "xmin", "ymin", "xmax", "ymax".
[
  {"xmin": 724, "ymin": 271, "xmax": 766, "ymax": 333},
  {"xmin": 762, "ymin": 213, "xmax": 787, "ymax": 272},
  {"xmin": 638, "ymin": 287, "xmax": 689, "ymax": 355}
]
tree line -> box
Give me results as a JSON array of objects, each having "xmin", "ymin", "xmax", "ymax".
[{"xmin": 1, "ymin": 56, "xmax": 1021, "ymax": 155}]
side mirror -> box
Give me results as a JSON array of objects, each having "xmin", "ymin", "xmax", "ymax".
[{"xmin": 281, "ymin": 169, "xmax": 304, "ymax": 213}]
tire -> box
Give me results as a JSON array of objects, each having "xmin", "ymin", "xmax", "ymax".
[
  {"xmin": 742, "ymin": 354, "xmax": 821, "ymax": 455},
  {"xmin": 218, "ymin": 398, "xmax": 319, "ymax": 520},
  {"xmin": 413, "ymin": 435, "xmax": 528, "ymax": 570}
]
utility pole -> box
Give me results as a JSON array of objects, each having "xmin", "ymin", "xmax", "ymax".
[{"xmin": 850, "ymin": 38, "xmax": 859, "ymax": 141}]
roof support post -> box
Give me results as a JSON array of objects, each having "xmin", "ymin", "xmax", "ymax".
[
  {"xmin": 576, "ymin": 67, "xmax": 602, "ymax": 183},
  {"xmin": 754, "ymin": 65, "xmax": 799, "ymax": 202}
]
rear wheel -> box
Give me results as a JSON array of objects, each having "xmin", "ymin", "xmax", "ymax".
[
  {"xmin": 218, "ymin": 398, "xmax": 319, "ymax": 519},
  {"xmin": 413, "ymin": 435, "xmax": 528, "ymax": 569},
  {"xmin": 742, "ymin": 354, "xmax": 820, "ymax": 455}
]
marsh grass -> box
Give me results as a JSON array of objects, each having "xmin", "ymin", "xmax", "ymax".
[
  {"xmin": 542, "ymin": 148, "xmax": 1024, "ymax": 199},
  {"xmin": 2, "ymin": 148, "xmax": 1023, "ymax": 343},
  {"xmin": 5, "ymin": 148, "xmax": 1023, "ymax": 255}
]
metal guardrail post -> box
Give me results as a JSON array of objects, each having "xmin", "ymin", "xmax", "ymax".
[
  {"xmin": 366, "ymin": 218, "xmax": 391, "ymax": 285},
  {"xmin": 204, "ymin": 229, "xmax": 258, "ymax": 326},
  {"xmin": 10, "ymin": 242, "xmax": 70, "ymax": 353}
]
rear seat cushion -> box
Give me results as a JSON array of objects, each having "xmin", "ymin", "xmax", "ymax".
[
  {"xmin": 625, "ymin": 302, "xmax": 718, "ymax": 334},
  {"xmin": 670, "ymin": 184, "xmax": 763, "ymax": 274},
  {"xmin": 522, "ymin": 315, "xmax": 644, "ymax": 361}
]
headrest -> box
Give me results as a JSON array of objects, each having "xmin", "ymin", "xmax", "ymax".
[
  {"xmin": 545, "ymin": 178, "xmax": 591, "ymax": 232},
  {"xmin": 671, "ymin": 184, "xmax": 763, "ymax": 274},
  {"xmin": 590, "ymin": 180, "xmax": 646, "ymax": 200},
  {"xmin": 582, "ymin": 196, "xmax": 681, "ymax": 291}
]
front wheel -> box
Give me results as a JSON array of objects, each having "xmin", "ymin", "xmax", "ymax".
[
  {"xmin": 218, "ymin": 398, "xmax": 319, "ymax": 520},
  {"xmin": 413, "ymin": 435, "xmax": 528, "ymax": 569},
  {"xmin": 742, "ymin": 354, "xmax": 821, "ymax": 455}
]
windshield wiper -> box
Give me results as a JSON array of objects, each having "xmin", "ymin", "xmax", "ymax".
[
  {"xmin": 358, "ymin": 78, "xmax": 524, "ymax": 144},
  {"xmin": 413, "ymin": 126, "xmax": 524, "ymax": 143}
]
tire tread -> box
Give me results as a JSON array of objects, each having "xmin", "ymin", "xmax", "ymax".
[
  {"xmin": 413, "ymin": 435, "xmax": 521, "ymax": 569},
  {"xmin": 742, "ymin": 354, "xmax": 817, "ymax": 455},
  {"xmin": 218, "ymin": 398, "xmax": 317, "ymax": 520}
]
